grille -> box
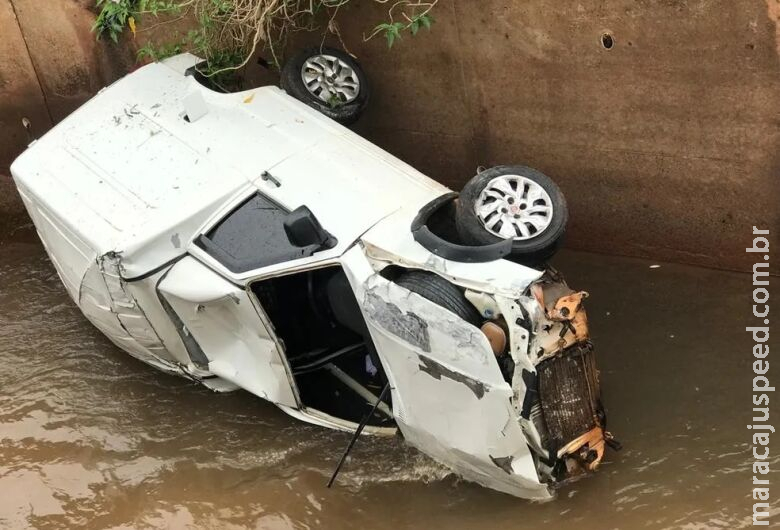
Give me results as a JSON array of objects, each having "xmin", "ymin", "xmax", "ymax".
[{"xmin": 537, "ymin": 342, "xmax": 601, "ymax": 451}]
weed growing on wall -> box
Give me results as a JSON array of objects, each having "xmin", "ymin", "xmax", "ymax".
[{"xmin": 93, "ymin": 0, "xmax": 436, "ymax": 85}]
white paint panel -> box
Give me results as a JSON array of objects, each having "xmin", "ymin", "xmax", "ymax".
[
  {"xmin": 14, "ymin": 185, "xmax": 94, "ymax": 302},
  {"xmin": 11, "ymin": 57, "xmax": 451, "ymax": 281},
  {"xmin": 124, "ymin": 270, "xmax": 200, "ymax": 367},
  {"xmin": 158, "ymin": 257, "xmax": 297, "ymax": 407},
  {"xmin": 340, "ymin": 246, "xmax": 551, "ymax": 499},
  {"xmin": 79, "ymin": 262, "xmax": 180, "ymax": 374},
  {"xmin": 361, "ymin": 207, "xmax": 544, "ymax": 298}
]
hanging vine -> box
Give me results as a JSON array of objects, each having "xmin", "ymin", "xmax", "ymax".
[{"xmin": 94, "ymin": 0, "xmax": 436, "ymax": 80}]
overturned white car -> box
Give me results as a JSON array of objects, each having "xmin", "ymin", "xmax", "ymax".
[{"xmin": 10, "ymin": 50, "xmax": 617, "ymax": 499}]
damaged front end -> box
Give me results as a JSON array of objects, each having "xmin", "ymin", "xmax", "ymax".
[
  {"xmin": 523, "ymin": 275, "xmax": 620, "ymax": 479},
  {"xmin": 466, "ymin": 271, "xmax": 618, "ymax": 486},
  {"xmin": 352, "ymin": 200, "xmax": 620, "ymax": 498}
]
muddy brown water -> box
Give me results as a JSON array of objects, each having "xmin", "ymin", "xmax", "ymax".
[{"xmin": 1, "ymin": 241, "xmax": 777, "ymax": 529}]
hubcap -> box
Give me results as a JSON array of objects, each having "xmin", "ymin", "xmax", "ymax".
[
  {"xmin": 475, "ymin": 174, "xmax": 554, "ymax": 240},
  {"xmin": 301, "ymin": 54, "xmax": 360, "ymax": 104}
]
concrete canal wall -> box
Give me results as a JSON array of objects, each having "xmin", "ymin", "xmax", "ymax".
[{"xmin": 1, "ymin": 0, "xmax": 778, "ymax": 272}]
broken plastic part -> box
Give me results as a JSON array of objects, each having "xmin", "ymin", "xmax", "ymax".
[
  {"xmin": 557, "ymin": 426, "xmax": 606, "ymax": 472},
  {"xmin": 465, "ymin": 289, "xmax": 501, "ymax": 319},
  {"xmin": 548, "ymin": 291, "xmax": 589, "ymax": 322},
  {"xmin": 530, "ymin": 283, "xmax": 591, "ymax": 361},
  {"xmin": 411, "ymin": 193, "xmax": 513, "ymax": 263}
]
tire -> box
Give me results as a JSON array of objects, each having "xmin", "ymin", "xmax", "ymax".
[
  {"xmin": 395, "ymin": 271, "xmax": 482, "ymax": 327},
  {"xmin": 280, "ymin": 47, "xmax": 369, "ymax": 125},
  {"xmin": 456, "ymin": 165, "xmax": 568, "ymax": 264}
]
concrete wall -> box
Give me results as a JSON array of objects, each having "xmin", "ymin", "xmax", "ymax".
[
  {"xmin": 1, "ymin": 0, "xmax": 778, "ymax": 272},
  {"xmin": 0, "ymin": 0, "xmax": 46, "ymax": 237},
  {"xmin": 0, "ymin": 0, "xmax": 134, "ymax": 238},
  {"xmin": 330, "ymin": 0, "xmax": 780, "ymax": 273}
]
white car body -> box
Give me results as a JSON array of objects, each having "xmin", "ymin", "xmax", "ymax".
[{"xmin": 11, "ymin": 54, "xmax": 609, "ymax": 499}]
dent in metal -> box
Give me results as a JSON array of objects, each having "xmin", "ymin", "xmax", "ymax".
[
  {"xmin": 86, "ymin": 251, "xmax": 179, "ymax": 371},
  {"xmin": 158, "ymin": 256, "xmax": 298, "ymax": 408},
  {"xmin": 155, "ymin": 279, "xmax": 210, "ymax": 369}
]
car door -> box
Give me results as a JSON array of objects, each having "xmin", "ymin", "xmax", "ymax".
[
  {"xmin": 340, "ymin": 246, "xmax": 551, "ymax": 499},
  {"xmin": 157, "ymin": 256, "xmax": 298, "ymax": 407}
]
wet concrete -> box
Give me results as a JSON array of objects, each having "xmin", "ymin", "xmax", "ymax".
[{"xmin": 0, "ymin": 241, "xmax": 777, "ymax": 529}]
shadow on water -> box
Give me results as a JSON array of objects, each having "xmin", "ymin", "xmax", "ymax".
[{"xmin": 0, "ymin": 242, "xmax": 777, "ymax": 529}]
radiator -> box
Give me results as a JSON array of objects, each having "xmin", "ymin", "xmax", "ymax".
[{"xmin": 537, "ymin": 342, "xmax": 601, "ymax": 451}]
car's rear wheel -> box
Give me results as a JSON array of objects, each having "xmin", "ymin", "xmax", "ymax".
[
  {"xmin": 456, "ymin": 165, "xmax": 568, "ymax": 264},
  {"xmin": 395, "ymin": 270, "xmax": 481, "ymax": 327},
  {"xmin": 280, "ymin": 47, "xmax": 369, "ymax": 125}
]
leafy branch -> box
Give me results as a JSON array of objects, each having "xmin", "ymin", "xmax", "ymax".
[
  {"xmin": 93, "ymin": 0, "xmax": 437, "ymax": 78},
  {"xmin": 93, "ymin": 0, "xmax": 182, "ymax": 42},
  {"xmin": 366, "ymin": 1, "xmax": 436, "ymax": 49}
]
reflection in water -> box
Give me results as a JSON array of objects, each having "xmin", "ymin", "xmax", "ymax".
[{"xmin": 0, "ymin": 242, "xmax": 777, "ymax": 529}]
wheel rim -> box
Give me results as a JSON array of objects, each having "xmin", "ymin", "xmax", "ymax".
[
  {"xmin": 474, "ymin": 174, "xmax": 555, "ymax": 240},
  {"xmin": 301, "ymin": 54, "xmax": 360, "ymax": 104}
]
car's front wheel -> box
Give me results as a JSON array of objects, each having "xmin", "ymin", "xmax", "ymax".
[
  {"xmin": 280, "ymin": 47, "xmax": 369, "ymax": 125},
  {"xmin": 456, "ymin": 165, "xmax": 568, "ymax": 264},
  {"xmin": 395, "ymin": 270, "xmax": 482, "ymax": 327}
]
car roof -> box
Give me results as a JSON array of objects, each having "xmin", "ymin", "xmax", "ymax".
[{"xmin": 12, "ymin": 56, "xmax": 447, "ymax": 279}]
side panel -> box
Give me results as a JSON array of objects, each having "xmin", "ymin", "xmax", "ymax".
[
  {"xmin": 79, "ymin": 260, "xmax": 180, "ymax": 374},
  {"xmin": 16, "ymin": 182, "xmax": 182, "ymax": 374},
  {"xmin": 157, "ymin": 257, "xmax": 297, "ymax": 407},
  {"xmin": 123, "ymin": 269, "xmax": 194, "ymax": 368},
  {"xmin": 14, "ymin": 184, "xmax": 94, "ymax": 302},
  {"xmin": 340, "ymin": 246, "xmax": 551, "ymax": 499}
]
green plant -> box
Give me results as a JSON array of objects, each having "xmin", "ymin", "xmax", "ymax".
[
  {"xmin": 93, "ymin": 0, "xmax": 136, "ymax": 42},
  {"xmin": 326, "ymin": 92, "xmax": 344, "ymax": 109},
  {"xmin": 136, "ymin": 40, "xmax": 182, "ymax": 61},
  {"xmin": 93, "ymin": 1, "xmax": 182, "ymax": 42},
  {"xmin": 94, "ymin": 0, "xmax": 437, "ymax": 79},
  {"xmin": 370, "ymin": 11, "xmax": 434, "ymax": 49}
]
